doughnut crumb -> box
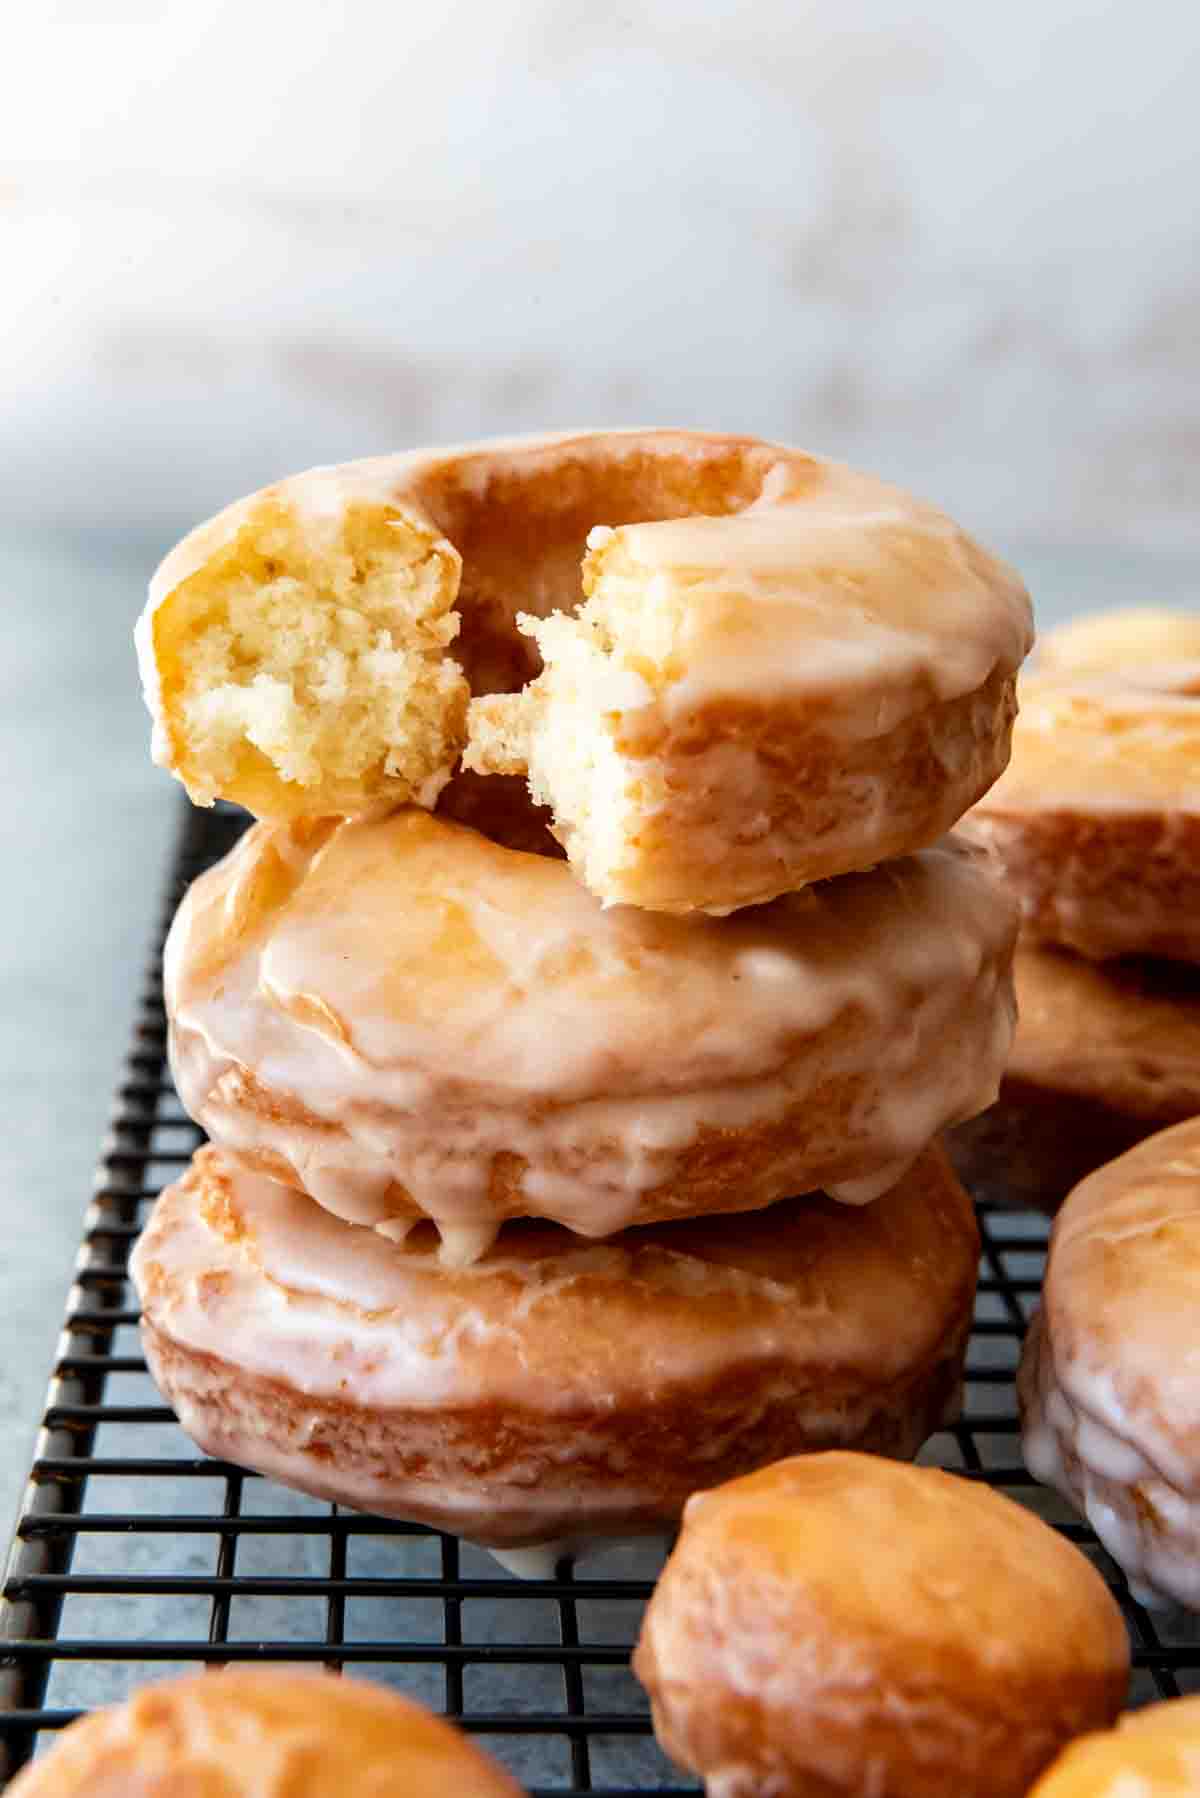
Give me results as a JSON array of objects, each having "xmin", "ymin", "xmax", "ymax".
[
  {"xmin": 159, "ymin": 499, "xmax": 467, "ymax": 818},
  {"xmin": 465, "ymin": 526, "xmax": 673, "ymax": 903},
  {"xmin": 140, "ymin": 434, "xmax": 1032, "ymax": 892}
]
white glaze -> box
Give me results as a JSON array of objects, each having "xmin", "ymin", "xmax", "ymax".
[
  {"xmin": 165, "ymin": 811, "xmax": 1017, "ymax": 1248},
  {"xmin": 1021, "ymin": 1313, "xmax": 1200, "ymax": 1612},
  {"xmin": 1019, "ymin": 1119, "xmax": 1200, "ymax": 1611},
  {"xmin": 133, "ymin": 1148, "xmax": 973, "ymax": 1550},
  {"xmin": 450, "ymin": 439, "xmax": 1032, "ymax": 914},
  {"xmin": 141, "ymin": 429, "xmax": 1032, "ymax": 921},
  {"xmin": 144, "ymin": 436, "xmax": 1032, "ymax": 741},
  {"xmin": 975, "ymin": 672, "xmax": 1200, "ymax": 816},
  {"xmin": 133, "ymin": 1152, "xmax": 967, "ymax": 1412},
  {"xmin": 603, "ymin": 459, "xmax": 1032, "ymax": 724}
]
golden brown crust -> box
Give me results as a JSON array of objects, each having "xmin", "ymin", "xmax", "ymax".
[
  {"xmin": 947, "ymin": 945, "xmax": 1200, "ymax": 1211},
  {"xmin": 967, "ymin": 805, "xmax": 1200, "ymax": 963},
  {"xmin": 142, "ymin": 1326, "xmax": 968, "ymax": 1549},
  {"xmin": 593, "ymin": 666, "xmax": 1018, "ymax": 912},
  {"xmin": 966, "ymin": 666, "xmax": 1200, "ymax": 963},
  {"xmin": 465, "ymin": 455, "xmax": 1031, "ymax": 910},
  {"xmin": 133, "ymin": 1146, "xmax": 978, "ymax": 1549},
  {"xmin": 205, "ymin": 1045, "xmax": 976, "ymax": 1237},
  {"xmin": 404, "ymin": 429, "xmax": 789, "ymax": 693},
  {"xmin": 1028, "ymin": 1694, "xmax": 1200, "ymax": 1796},
  {"xmin": 633, "ymin": 1454, "xmax": 1130, "ymax": 1798},
  {"xmin": 137, "ymin": 431, "xmax": 808, "ymax": 824},
  {"xmin": 1018, "ymin": 1118, "xmax": 1200, "ymax": 1609},
  {"xmin": 165, "ymin": 810, "xmax": 1017, "ymax": 1248},
  {"xmin": 5, "ymin": 1667, "xmax": 524, "ymax": 1797},
  {"xmin": 141, "ymin": 431, "xmax": 1031, "ymax": 910},
  {"xmin": 140, "ymin": 432, "xmax": 817, "ymax": 716}
]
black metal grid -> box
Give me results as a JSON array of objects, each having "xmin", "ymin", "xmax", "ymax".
[{"xmin": 3, "ymin": 802, "xmax": 1200, "ymax": 1794}]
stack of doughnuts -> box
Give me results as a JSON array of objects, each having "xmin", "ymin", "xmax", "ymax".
[
  {"xmin": 132, "ymin": 430, "xmax": 1030, "ymax": 1564},
  {"xmin": 953, "ymin": 607, "xmax": 1200, "ymax": 1211}
]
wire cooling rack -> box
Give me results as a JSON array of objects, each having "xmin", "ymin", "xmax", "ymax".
[{"xmin": 3, "ymin": 802, "xmax": 1199, "ymax": 1795}]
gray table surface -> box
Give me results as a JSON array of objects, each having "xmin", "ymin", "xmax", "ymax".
[{"xmin": 2, "ymin": 527, "xmax": 1197, "ymax": 1550}]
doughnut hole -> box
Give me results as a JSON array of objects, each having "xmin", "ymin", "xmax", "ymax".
[
  {"xmin": 142, "ymin": 434, "xmax": 804, "ymax": 835},
  {"xmin": 151, "ymin": 498, "xmax": 468, "ymax": 819},
  {"xmin": 465, "ymin": 529, "xmax": 681, "ymax": 902},
  {"xmin": 435, "ymin": 768, "xmax": 563, "ymax": 860}
]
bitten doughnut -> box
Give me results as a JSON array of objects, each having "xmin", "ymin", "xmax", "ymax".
[
  {"xmin": 633, "ymin": 1453, "xmax": 1130, "ymax": 1798},
  {"xmin": 1038, "ymin": 607, "xmax": 1200, "ymax": 676},
  {"xmin": 132, "ymin": 1144, "xmax": 979, "ymax": 1563},
  {"xmin": 5, "ymin": 1667, "xmax": 524, "ymax": 1796},
  {"xmin": 948, "ymin": 944, "xmax": 1200, "ymax": 1211},
  {"xmin": 1029, "ymin": 1695, "xmax": 1200, "ymax": 1796},
  {"xmin": 1020, "ymin": 1117, "xmax": 1200, "ymax": 1609},
  {"xmin": 164, "ymin": 807, "xmax": 1017, "ymax": 1259},
  {"xmin": 464, "ymin": 450, "xmax": 1031, "ymax": 913},
  {"xmin": 965, "ymin": 668, "xmax": 1200, "ymax": 962},
  {"xmin": 137, "ymin": 430, "xmax": 1032, "ymax": 914}
]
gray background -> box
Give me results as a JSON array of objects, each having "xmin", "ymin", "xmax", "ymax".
[{"xmin": 3, "ymin": 0, "xmax": 1199, "ymax": 1539}]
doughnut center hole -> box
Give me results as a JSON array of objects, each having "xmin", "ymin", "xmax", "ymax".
[
  {"xmin": 419, "ymin": 438, "xmax": 787, "ymax": 694},
  {"xmin": 436, "ymin": 768, "xmax": 564, "ymax": 860}
]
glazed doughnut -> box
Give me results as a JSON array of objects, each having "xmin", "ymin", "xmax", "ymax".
[
  {"xmin": 948, "ymin": 944, "xmax": 1200, "ymax": 1211},
  {"xmin": 633, "ymin": 1453, "xmax": 1130, "ymax": 1798},
  {"xmin": 1037, "ymin": 607, "xmax": 1200, "ymax": 676},
  {"xmin": 132, "ymin": 1143, "xmax": 979, "ymax": 1564},
  {"xmin": 5, "ymin": 1667, "xmax": 523, "ymax": 1796},
  {"xmin": 1029, "ymin": 1695, "xmax": 1200, "ymax": 1796},
  {"xmin": 965, "ymin": 669, "xmax": 1200, "ymax": 962},
  {"xmin": 137, "ymin": 429, "xmax": 1032, "ymax": 914},
  {"xmin": 1020, "ymin": 1116, "xmax": 1200, "ymax": 1609},
  {"xmin": 164, "ymin": 807, "xmax": 1017, "ymax": 1259},
  {"xmin": 464, "ymin": 448, "xmax": 1031, "ymax": 912}
]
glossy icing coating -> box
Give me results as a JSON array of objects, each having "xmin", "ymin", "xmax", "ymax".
[
  {"xmin": 964, "ymin": 656, "xmax": 1200, "ymax": 962},
  {"xmin": 1019, "ymin": 1117, "xmax": 1200, "ymax": 1608},
  {"xmin": 5, "ymin": 1668, "xmax": 524, "ymax": 1798},
  {"xmin": 132, "ymin": 1144, "xmax": 978, "ymax": 1555},
  {"xmin": 134, "ymin": 1146, "xmax": 978, "ymax": 1412},
  {"xmin": 164, "ymin": 810, "xmax": 1017, "ymax": 1250},
  {"xmin": 633, "ymin": 1454, "xmax": 1129, "ymax": 1798},
  {"xmin": 139, "ymin": 431, "xmax": 1031, "ymax": 910},
  {"xmin": 977, "ymin": 671, "xmax": 1200, "ymax": 815},
  {"xmin": 1028, "ymin": 1694, "xmax": 1200, "ymax": 1796},
  {"xmin": 592, "ymin": 456, "xmax": 1031, "ymax": 723},
  {"xmin": 144, "ymin": 433, "xmax": 1032, "ymax": 736},
  {"xmin": 465, "ymin": 438, "xmax": 1031, "ymax": 910}
]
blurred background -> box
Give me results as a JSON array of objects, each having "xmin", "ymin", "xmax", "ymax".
[
  {"xmin": 7, "ymin": 0, "xmax": 1200, "ymax": 546},
  {"xmin": 1, "ymin": 0, "xmax": 1198, "ymax": 1517}
]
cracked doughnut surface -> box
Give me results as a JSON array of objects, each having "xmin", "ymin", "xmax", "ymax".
[
  {"xmin": 633, "ymin": 1452, "xmax": 1129, "ymax": 1798},
  {"xmin": 131, "ymin": 1143, "xmax": 978, "ymax": 1558},
  {"xmin": 138, "ymin": 430, "xmax": 1031, "ymax": 912},
  {"xmin": 163, "ymin": 808, "xmax": 1017, "ymax": 1256}
]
